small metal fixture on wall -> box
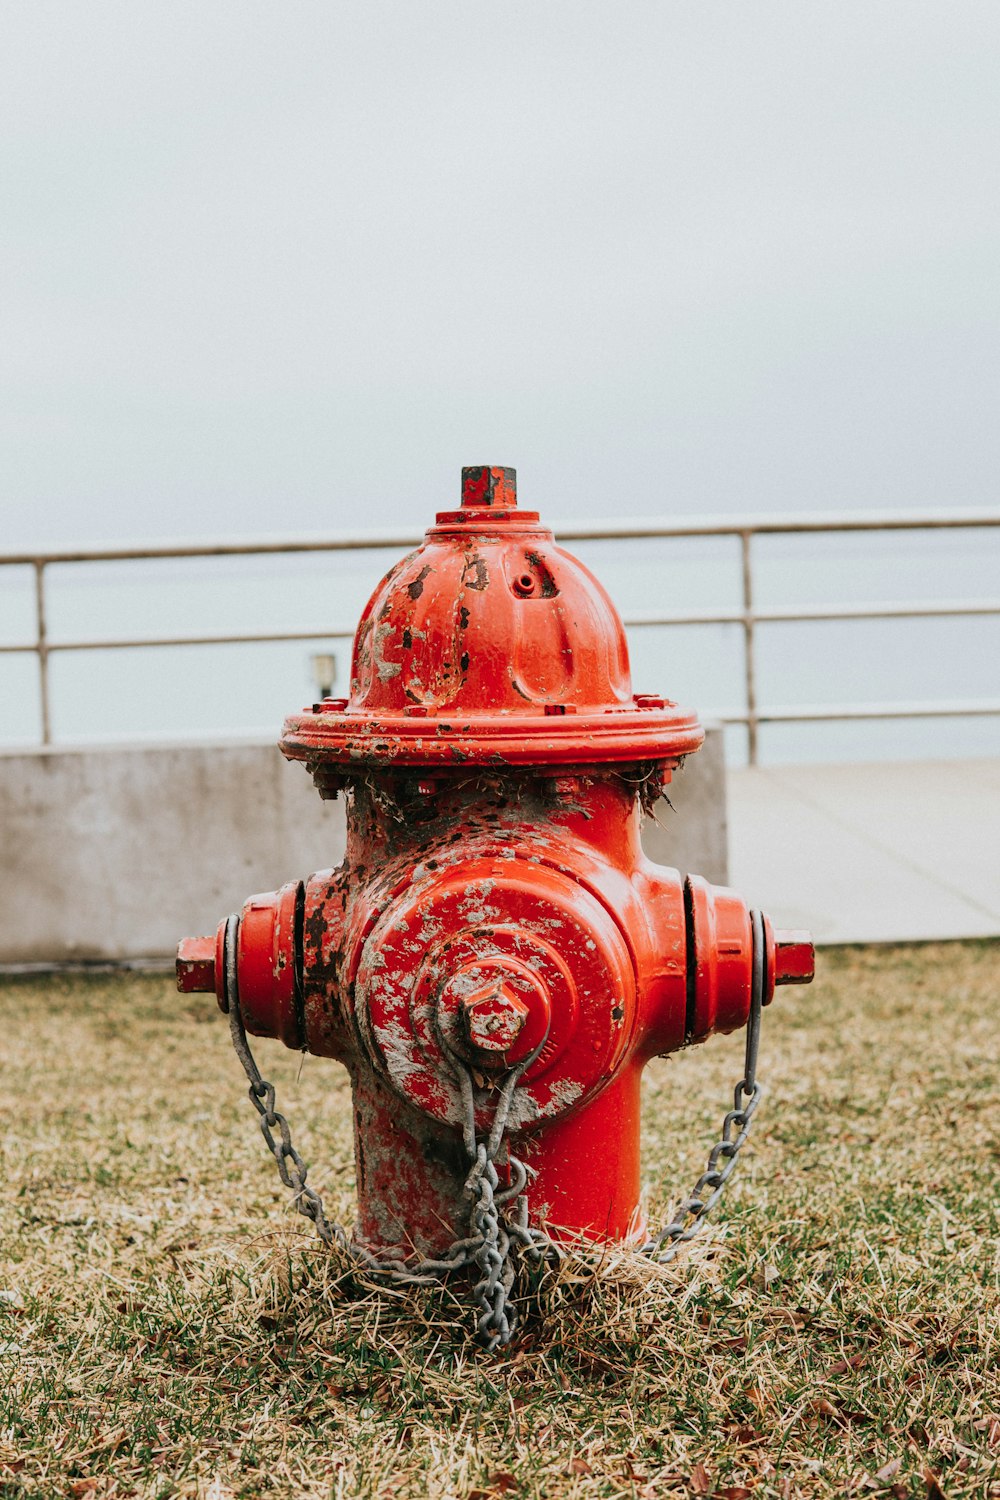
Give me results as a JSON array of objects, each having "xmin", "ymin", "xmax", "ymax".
[{"xmin": 310, "ymin": 651, "xmax": 337, "ymax": 703}]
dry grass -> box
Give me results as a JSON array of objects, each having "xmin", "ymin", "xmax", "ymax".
[{"xmin": 1, "ymin": 941, "xmax": 998, "ymax": 1499}]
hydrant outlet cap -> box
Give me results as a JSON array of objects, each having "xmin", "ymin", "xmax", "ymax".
[{"xmin": 281, "ymin": 467, "xmax": 704, "ymax": 771}]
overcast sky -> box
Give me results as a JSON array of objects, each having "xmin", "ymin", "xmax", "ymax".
[{"xmin": 2, "ymin": 2, "xmax": 998, "ymax": 550}]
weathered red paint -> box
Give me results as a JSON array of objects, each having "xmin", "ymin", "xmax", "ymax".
[
  {"xmin": 179, "ymin": 467, "xmax": 815, "ymax": 1259},
  {"xmin": 774, "ymin": 931, "xmax": 816, "ymax": 985},
  {"xmin": 176, "ymin": 935, "xmax": 215, "ymax": 993}
]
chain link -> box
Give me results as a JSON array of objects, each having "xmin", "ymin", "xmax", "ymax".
[{"xmin": 221, "ymin": 907, "xmax": 767, "ymax": 1348}]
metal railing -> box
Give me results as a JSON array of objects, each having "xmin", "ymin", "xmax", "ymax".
[{"xmin": 2, "ymin": 508, "xmax": 999, "ymax": 764}]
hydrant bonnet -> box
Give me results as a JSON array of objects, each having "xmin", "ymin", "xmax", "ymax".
[{"xmin": 281, "ymin": 466, "xmax": 705, "ymax": 775}]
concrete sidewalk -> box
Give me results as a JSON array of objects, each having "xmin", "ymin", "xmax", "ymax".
[{"xmin": 727, "ymin": 757, "xmax": 1000, "ymax": 945}]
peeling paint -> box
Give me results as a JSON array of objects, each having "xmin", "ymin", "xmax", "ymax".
[
  {"xmin": 463, "ymin": 555, "xmax": 489, "ymax": 592},
  {"xmin": 406, "ymin": 565, "xmax": 433, "ymax": 601},
  {"xmin": 372, "ymin": 619, "xmax": 402, "ymax": 682}
]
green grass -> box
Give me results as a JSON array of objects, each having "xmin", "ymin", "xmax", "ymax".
[{"xmin": 1, "ymin": 942, "xmax": 998, "ymax": 1498}]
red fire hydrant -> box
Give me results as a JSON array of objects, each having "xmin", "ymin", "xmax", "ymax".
[{"xmin": 178, "ymin": 466, "xmax": 813, "ymax": 1343}]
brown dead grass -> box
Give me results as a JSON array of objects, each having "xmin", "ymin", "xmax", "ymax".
[{"xmin": 1, "ymin": 941, "xmax": 998, "ymax": 1499}]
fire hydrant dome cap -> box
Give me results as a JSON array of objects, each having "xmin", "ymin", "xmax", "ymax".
[{"xmin": 281, "ymin": 467, "xmax": 704, "ymax": 770}]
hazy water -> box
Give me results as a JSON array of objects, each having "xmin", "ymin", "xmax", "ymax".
[{"xmin": 1, "ymin": 526, "xmax": 998, "ymax": 766}]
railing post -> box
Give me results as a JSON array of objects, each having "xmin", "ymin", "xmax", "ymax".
[
  {"xmin": 34, "ymin": 560, "xmax": 51, "ymax": 746},
  {"xmin": 740, "ymin": 530, "xmax": 758, "ymax": 766}
]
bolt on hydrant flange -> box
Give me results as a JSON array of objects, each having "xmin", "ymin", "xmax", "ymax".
[
  {"xmin": 177, "ymin": 466, "xmax": 814, "ymax": 1341},
  {"xmin": 461, "ymin": 981, "xmax": 531, "ymax": 1057}
]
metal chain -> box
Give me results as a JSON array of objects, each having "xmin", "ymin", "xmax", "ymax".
[
  {"xmin": 223, "ymin": 914, "xmax": 545, "ymax": 1346},
  {"xmin": 446, "ymin": 1038, "xmax": 552, "ymax": 1348},
  {"xmin": 641, "ymin": 907, "xmax": 765, "ymax": 1261},
  {"xmin": 224, "ymin": 917, "xmax": 342, "ymax": 1250},
  {"xmin": 221, "ymin": 908, "xmax": 766, "ymax": 1348}
]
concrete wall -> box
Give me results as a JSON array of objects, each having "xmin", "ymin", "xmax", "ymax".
[{"xmin": 0, "ymin": 729, "xmax": 726, "ymax": 964}]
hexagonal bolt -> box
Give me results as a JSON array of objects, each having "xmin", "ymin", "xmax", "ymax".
[
  {"xmin": 774, "ymin": 931, "xmax": 815, "ymax": 986},
  {"xmin": 461, "ymin": 466, "xmax": 517, "ymax": 510},
  {"xmin": 176, "ymin": 935, "xmax": 216, "ymax": 993},
  {"xmin": 460, "ymin": 981, "xmax": 530, "ymax": 1054}
]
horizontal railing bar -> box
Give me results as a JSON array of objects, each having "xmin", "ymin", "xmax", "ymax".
[
  {"xmin": 760, "ymin": 599, "xmax": 1000, "ymax": 622},
  {"xmin": 23, "ymin": 627, "xmax": 356, "ymax": 654},
  {"xmin": 719, "ymin": 699, "xmax": 1000, "ymax": 724},
  {"xmin": 1, "ymin": 507, "xmax": 999, "ymax": 568},
  {"xmin": 1, "ymin": 596, "xmax": 996, "ymax": 655},
  {"xmin": 562, "ymin": 511, "xmax": 1000, "ymax": 540},
  {"xmin": 625, "ymin": 598, "xmax": 1000, "ymax": 628}
]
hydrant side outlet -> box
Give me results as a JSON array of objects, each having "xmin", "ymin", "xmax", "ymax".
[{"xmin": 177, "ymin": 466, "xmax": 814, "ymax": 1262}]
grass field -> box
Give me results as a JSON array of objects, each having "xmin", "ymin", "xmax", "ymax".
[{"xmin": 1, "ymin": 942, "xmax": 998, "ymax": 1499}]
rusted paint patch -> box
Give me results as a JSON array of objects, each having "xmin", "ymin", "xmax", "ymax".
[
  {"xmin": 407, "ymin": 565, "xmax": 433, "ymax": 600},
  {"xmin": 463, "ymin": 554, "xmax": 489, "ymax": 591}
]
